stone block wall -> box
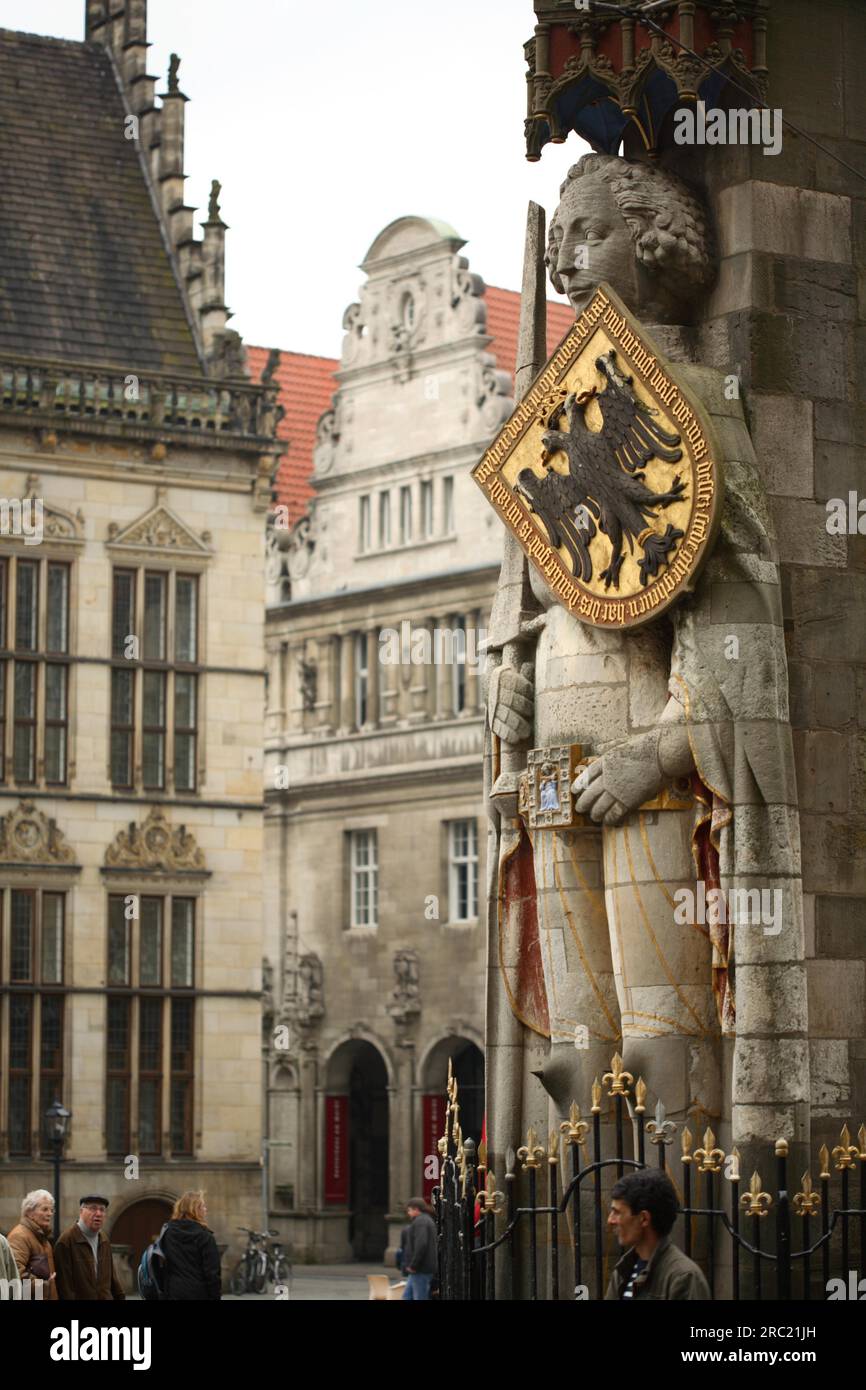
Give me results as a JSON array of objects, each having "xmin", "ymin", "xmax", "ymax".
[{"xmin": 674, "ymin": 0, "xmax": 866, "ymax": 1156}]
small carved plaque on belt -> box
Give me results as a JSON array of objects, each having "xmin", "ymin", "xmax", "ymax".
[{"xmin": 521, "ymin": 744, "xmax": 587, "ymax": 830}]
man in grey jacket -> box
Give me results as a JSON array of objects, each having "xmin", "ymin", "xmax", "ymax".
[
  {"xmin": 605, "ymin": 1170, "xmax": 710, "ymax": 1301},
  {"xmin": 401, "ymin": 1199, "xmax": 437, "ymax": 1301}
]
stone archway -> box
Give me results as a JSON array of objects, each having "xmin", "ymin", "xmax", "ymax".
[
  {"xmin": 324, "ymin": 1039, "xmax": 389, "ymax": 1261},
  {"xmin": 422, "ymin": 1035, "xmax": 485, "ymax": 1147},
  {"xmin": 420, "ymin": 1036, "xmax": 485, "ymax": 1203},
  {"xmin": 110, "ymin": 1195, "xmax": 175, "ymax": 1273}
]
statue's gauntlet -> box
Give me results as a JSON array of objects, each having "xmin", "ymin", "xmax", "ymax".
[{"xmin": 572, "ymin": 714, "xmax": 694, "ymax": 825}]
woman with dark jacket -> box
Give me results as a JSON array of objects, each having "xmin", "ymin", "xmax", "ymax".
[{"xmin": 161, "ymin": 1191, "xmax": 221, "ymax": 1300}]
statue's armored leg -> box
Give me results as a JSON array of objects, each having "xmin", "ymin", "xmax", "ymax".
[
  {"xmin": 532, "ymin": 825, "xmax": 621, "ymax": 1114},
  {"xmin": 602, "ymin": 807, "xmax": 721, "ymax": 1131}
]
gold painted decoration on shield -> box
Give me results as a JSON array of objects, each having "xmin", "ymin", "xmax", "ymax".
[{"xmin": 472, "ymin": 283, "xmax": 723, "ymax": 629}]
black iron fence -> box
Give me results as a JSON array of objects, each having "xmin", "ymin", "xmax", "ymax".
[{"xmin": 433, "ymin": 1054, "xmax": 866, "ymax": 1301}]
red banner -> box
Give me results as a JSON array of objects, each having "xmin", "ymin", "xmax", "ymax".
[
  {"xmin": 324, "ymin": 1095, "xmax": 349, "ymax": 1205},
  {"xmin": 422, "ymin": 1094, "xmax": 446, "ymax": 1203}
]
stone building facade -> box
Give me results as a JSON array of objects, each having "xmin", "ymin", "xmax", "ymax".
[
  {"xmin": 261, "ymin": 217, "xmax": 571, "ymax": 1260},
  {"xmin": 0, "ymin": 7, "xmax": 278, "ymax": 1284}
]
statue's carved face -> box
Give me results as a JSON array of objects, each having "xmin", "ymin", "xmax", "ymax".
[
  {"xmin": 549, "ymin": 171, "xmax": 639, "ymax": 318},
  {"xmin": 548, "ymin": 158, "xmax": 715, "ymax": 325}
]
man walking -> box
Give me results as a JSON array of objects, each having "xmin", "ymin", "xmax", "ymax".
[
  {"xmin": 401, "ymin": 1198, "xmax": 437, "ymax": 1300},
  {"xmin": 605, "ymin": 1170, "xmax": 710, "ymax": 1300},
  {"xmin": 54, "ymin": 1195, "xmax": 125, "ymax": 1301}
]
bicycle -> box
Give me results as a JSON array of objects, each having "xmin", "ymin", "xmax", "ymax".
[
  {"xmin": 263, "ymin": 1231, "xmax": 292, "ymax": 1292},
  {"xmin": 230, "ymin": 1227, "xmax": 269, "ymax": 1296}
]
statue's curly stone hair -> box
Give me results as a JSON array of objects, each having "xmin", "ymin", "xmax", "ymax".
[{"xmin": 547, "ymin": 154, "xmax": 716, "ymax": 296}]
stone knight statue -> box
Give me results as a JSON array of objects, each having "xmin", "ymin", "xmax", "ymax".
[{"xmin": 484, "ymin": 154, "xmax": 807, "ymax": 1176}]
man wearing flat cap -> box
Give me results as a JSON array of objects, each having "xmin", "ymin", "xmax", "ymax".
[{"xmin": 54, "ymin": 1195, "xmax": 125, "ymax": 1301}]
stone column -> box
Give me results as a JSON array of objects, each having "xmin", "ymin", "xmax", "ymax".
[
  {"xmin": 315, "ymin": 635, "xmax": 335, "ymax": 734},
  {"xmin": 436, "ymin": 612, "xmax": 454, "ymax": 720},
  {"xmin": 379, "ymin": 643, "xmax": 399, "ymax": 726},
  {"xmin": 298, "ymin": 1050, "xmax": 319, "ymax": 1215},
  {"xmin": 338, "ymin": 631, "xmax": 355, "ymax": 733},
  {"xmin": 386, "ymin": 1040, "xmax": 416, "ymax": 1259},
  {"xmin": 464, "ymin": 608, "xmax": 480, "ymax": 715},
  {"xmin": 365, "ymin": 627, "xmax": 379, "ymax": 729},
  {"xmin": 407, "ymin": 616, "xmax": 432, "ymax": 724}
]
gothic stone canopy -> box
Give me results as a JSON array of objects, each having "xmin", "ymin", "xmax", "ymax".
[{"xmin": 524, "ymin": 0, "xmax": 768, "ymax": 160}]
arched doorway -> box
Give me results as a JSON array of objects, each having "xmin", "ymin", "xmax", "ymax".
[
  {"xmin": 325, "ymin": 1040, "xmax": 389, "ymax": 1261},
  {"xmin": 421, "ymin": 1036, "xmax": 484, "ymax": 1201},
  {"xmin": 111, "ymin": 1196, "xmax": 174, "ymax": 1269}
]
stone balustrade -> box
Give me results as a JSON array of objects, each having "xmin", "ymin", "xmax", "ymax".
[{"xmin": 0, "ymin": 354, "xmax": 280, "ymax": 450}]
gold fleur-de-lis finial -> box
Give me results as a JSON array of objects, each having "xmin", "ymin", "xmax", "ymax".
[
  {"xmin": 646, "ymin": 1098, "xmax": 676, "ymax": 1148},
  {"xmin": 560, "ymin": 1101, "xmax": 589, "ymax": 1147},
  {"xmin": 858, "ymin": 1124, "xmax": 866, "ymax": 1160},
  {"xmin": 634, "ymin": 1077, "xmax": 647, "ymax": 1114},
  {"xmin": 591, "ymin": 1077, "xmax": 602, "ymax": 1114},
  {"xmin": 681, "ymin": 1125, "xmax": 693, "ymax": 1164},
  {"xmin": 478, "ymin": 1170, "xmax": 504, "ymax": 1216},
  {"xmin": 725, "ymin": 1146, "xmax": 741, "ymax": 1183},
  {"xmin": 694, "ymin": 1126, "xmax": 725, "ymax": 1174},
  {"xmin": 517, "ymin": 1126, "xmax": 545, "ymax": 1170},
  {"xmin": 819, "ymin": 1144, "xmax": 830, "ymax": 1180},
  {"xmin": 478, "ymin": 1136, "xmax": 488, "ymax": 1169},
  {"xmin": 602, "ymin": 1052, "xmax": 634, "ymax": 1097},
  {"xmin": 548, "ymin": 1130, "xmax": 560, "ymax": 1165},
  {"xmin": 832, "ymin": 1123, "xmax": 858, "ymax": 1171},
  {"xmin": 740, "ymin": 1171, "xmax": 772, "ymax": 1217},
  {"xmin": 793, "ymin": 1171, "xmax": 820, "ymax": 1218}
]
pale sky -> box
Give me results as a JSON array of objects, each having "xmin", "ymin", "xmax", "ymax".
[{"xmin": 1, "ymin": 0, "xmax": 589, "ymax": 358}]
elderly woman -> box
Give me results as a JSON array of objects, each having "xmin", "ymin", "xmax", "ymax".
[
  {"xmin": 0, "ymin": 1232, "xmax": 18, "ymax": 1284},
  {"xmin": 7, "ymin": 1189, "xmax": 58, "ymax": 1299}
]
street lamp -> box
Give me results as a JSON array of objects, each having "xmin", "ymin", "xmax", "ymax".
[{"xmin": 45, "ymin": 1099, "xmax": 71, "ymax": 1240}]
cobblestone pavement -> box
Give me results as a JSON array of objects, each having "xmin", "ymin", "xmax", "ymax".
[
  {"xmin": 230, "ymin": 1263, "xmax": 400, "ymax": 1301},
  {"xmin": 129, "ymin": 1263, "xmax": 402, "ymax": 1302}
]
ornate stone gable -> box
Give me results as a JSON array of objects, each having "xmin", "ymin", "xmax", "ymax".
[
  {"xmin": 104, "ymin": 806, "xmax": 207, "ymax": 874},
  {"xmin": 106, "ymin": 487, "xmax": 213, "ymax": 561},
  {"xmin": 0, "ymin": 800, "xmax": 76, "ymax": 865},
  {"xmin": 0, "ymin": 475, "xmax": 85, "ymax": 548}
]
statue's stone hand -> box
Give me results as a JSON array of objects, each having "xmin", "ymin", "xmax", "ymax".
[
  {"xmin": 572, "ymin": 723, "xmax": 694, "ymax": 826},
  {"xmin": 489, "ymin": 662, "xmax": 534, "ymax": 745}
]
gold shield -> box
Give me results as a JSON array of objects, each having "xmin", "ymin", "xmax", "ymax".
[{"xmin": 472, "ymin": 283, "xmax": 723, "ymax": 628}]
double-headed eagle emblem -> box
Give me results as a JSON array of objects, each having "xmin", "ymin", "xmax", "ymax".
[{"xmin": 515, "ymin": 350, "xmax": 686, "ymax": 591}]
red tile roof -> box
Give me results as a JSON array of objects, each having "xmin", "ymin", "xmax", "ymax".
[
  {"xmin": 483, "ymin": 285, "xmax": 575, "ymax": 381},
  {"xmin": 247, "ymin": 346, "xmax": 338, "ymax": 525},
  {"xmin": 250, "ymin": 285, "xmax": 574, "ymax": 520}
]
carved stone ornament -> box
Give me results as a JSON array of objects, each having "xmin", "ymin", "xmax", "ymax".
[
  {"xmin": 282, "ymin": 952, "xmax": 324, "ymax": 1033},
  {"xmin": 0, "ymin": 476, "xmax": 85, "ymax": 547},
  {"xmin": 106, "ymin": 488, "xmax": 212, "ymax": 558},
  {"xmin": 299, "ymin": 655, "xmax": 317, "ymax": 712},
  {"xmin": 0, "ymin": 800, "xmax": 75, "ymax": 865},
  {"xmin": 387, "ymin": 948, "xmax": 421, "ymax": 1028},
  {"xmin": 262, "ymin": 956, "xmax": 276, "ymax": 1035},
  {"xmin": 104, "ymin": 806, "xmax": 206, "ymax": 873},
  {"xmin": 313, "ymin": 399, "xmax": 341, "ymax": 476}
]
